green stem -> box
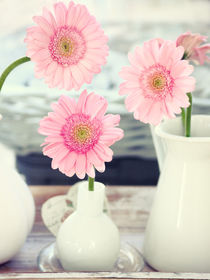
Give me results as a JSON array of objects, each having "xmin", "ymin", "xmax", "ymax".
[
  {"xmin": 185, "ymin": 92, "xmax": 192, "ymax": 137},
  {"xmin": 182, "ymin": 52, "xmax": 189, "ymax": 60},
  {"xmin": 0, "ymin": 57, "xmax": 30, "ymax": 92},
  {"xmin": 181, "ymin": 108, "xmax": 186, "ymax": 132},
  {"xmin": 88, "ymin": 176, "xmax": 94, "ymax": 191}
]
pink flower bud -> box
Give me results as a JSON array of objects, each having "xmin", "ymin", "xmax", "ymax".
[{"xmin": 176, "ymin": 32, "xmax": 210, "ymax": 65}]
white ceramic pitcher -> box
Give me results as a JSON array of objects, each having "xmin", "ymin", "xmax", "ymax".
[{"xmin": 144, "ymin": 115, "xmax": 210, "ymax": 272}]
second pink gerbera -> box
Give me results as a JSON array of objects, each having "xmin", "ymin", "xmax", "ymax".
[
  {"xmin": 39, "ymin": 90, "xmax": 124, "ymax": 179},
  {"xmin": 25, "ymin": 1, "xmax": 108, "ymax": 90},
  {"xmin": 119, "ymin": 39, "xmax": 196, "ymax": 125}
]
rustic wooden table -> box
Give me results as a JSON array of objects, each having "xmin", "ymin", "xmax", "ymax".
[{"xmin": 0, "ymin": 185, "xmax": 209, "ymax": 280}]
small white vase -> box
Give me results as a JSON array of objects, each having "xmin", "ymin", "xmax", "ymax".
[
  {"xmin": 56, "ymin": 181, "xmax": 120, "ymax": 271},
  {"xmin": 0, "ymin": 161, "xmax": 35, "ymax": 264},
  {"xmin": 144, "ymin": 115, "xmax": 210, "ymax": 272}
]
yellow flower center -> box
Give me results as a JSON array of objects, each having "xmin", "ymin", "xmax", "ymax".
[
  {"xmin": 150, "ymin": 73, "xmax": 166, "ymax": 91},
  {"xmin": 59, "ymin": 38, "xmax": 74, "ymax": 57},
  {"xmin": 73, "ymin": 125, "xmax": 92, "ymax": 144},
  {"xmin": 49, "ymin": 26, "xmax": 86, "ymax": 66}
]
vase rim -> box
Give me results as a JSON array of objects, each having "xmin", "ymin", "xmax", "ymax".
[
  {"xmin": 155, "ymin": 115, "xmax": 210, "ymax": 142},
  {"xmin": 78, "ymin": 180, "xmax": 105, "ymax": 192}
]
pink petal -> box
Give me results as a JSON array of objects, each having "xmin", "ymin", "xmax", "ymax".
[
  {"xmin": 75, "ymin": 6, "xmax": 90, "ymax": 30},
  {"xmin": 102, "ymin": 114, "xmax": 120, "ymax": 128},
  {"xmin": 86, "ymin": 159, "xmax": 95, "ymax": 178},
  {"xmin": 125, "ymin": 91, "xmax": 142, "ymax": 112},
  {"xmin": 84, "ymin": 92, "xmax": 107, "ymax": 119},
  {"xmin": 173, "ymin": 88, "xmax": 190, "ymax": 108},
  {"xmin": 65, "ymin": 151, "xmax": 78, "ymax": 173},
  {"xmin": 66, "ymin": 4, "xmax": 77, "ymax": 27},
  {"xmin": 29, "ymin": 30, "xmax": 50, "ymax": 44},
  {"xmin": 89, "ymin": 96, "xmax": 108, "ymax": 120},
  {"xmin": 96, "ymin": 143, "xmax": 113, "ymax": 157},
  {"xmin": 99, "ymin": 129, "xmax": 123, "ymax": 145},
  {"xmin": 66, "ymin": 166, "xmax": 76, "ymax": 177},
  {"xmin": 46, "ymin": 61, "xmax": 58, "ymax": 76},
  {"xmin": 93, "ymin": 145, "xmax": 112, "ymax": 162},
  {"xmin": 54, "ymin": 146, "xmax": 69, "ymax": 164},
  {"xmin": 94, "ymin": 162, "xmax": 105, "ymax": 173},
  {"xmin": 31, "ymin": 49, "xmax": 50, "ymax": 62},
  {"xmin": 33, "ymin": 16, "xmax": 53, "ymax": 36},
  {"xmin": 102, "ymin": 128, "xmax": 124, "ymax": 142},
  {"xmin": 79, "ymin": 59, "xmax": 100, "ymax": 73},
  {"xmin": 42, "ymin": 7, "xmax": 57, "ymax": 31},
  {"xmin": 38, "ymin": 124, "xmax": 61, "ymax": 136},
  {"xmin": 87, "ymin": 149, "xmax": 102, "ymax": 166},
  {"xmin": 63, "ymin": 68, "xmax": 72, "ymax": 90},
  {"xmin": 75, "ymin": 154, "xmax": 86, "ymax": 179},
  {"xmin": 60, "ymin": 95, "xmax": 77, "ymax": 114},
  {"xmin": 142, "ymin": 41, "xmax": 157, "ymax": 66},
  {"xmin": 47, "ymin": 111, "xmax": 65, "ymax": 125},
  {"xmin": 58, "ymin": 95, "xmax": 74, "ymax": 116},
  {"xmin": 45, "ymin": 135, "xmax": 63, "ymax": 143},
  {"xmin": 71, "ymin": 65, "xmax": 83, "ymax": 90},
  {"xmin": 171, "ymin": 60, "xmax": 194, "ymax": 78},
  {"xmin": 145, "ymin": 101, "xmax": 163, "ymax": 125},
  {"xmin": 54, "ymin": 2, "xmax": 67, "ymax": 27},
  {"xmin": 159, "ymin": 41, "xmax": 176, "ymax": 67},
  {"xmin": 134, "ymin": 46, "xmax": 149, "ymax": 68},
  {"xmin": 77, "ymin": 90, "xmax": 88, "ymax": 113},
  {"xmin": 51, "ymin": 101, "xmax": 68, "ymax": 119},
  {"xmin": 149, "ymin": 39, "xmax": 160, "ymax": 64},
  {"xmin": 52, "ymin": 66, "xmax": 64, "ymax": 88},
  {"xmin": 82, "ymin": 23, "xmax": 99, "ymax": 36},
  {"xmin": 43, "ymin": 143, "xmax": 62, "ymax": 157},
  {"xmin": 133, "ymin": 98, "xmax": 153, "ymax": 122},
  {"xmin": 71, "ymin": 4, "xmax": 83, "ymax": 27},
  {"xmin": 119, "ymin": 66, "xmax": 140, "ymax": 81},
  {"xmin": 161, "ymin": 101, "xmax": 176, "ymax": 119},
  {"xmin": 175, "ymin": 76, "xmax": 196, "ymax": 93},
  {"xmin": 33, "ymin": 38, "xmax": 49, "ymax": 48},
  {"xmin": 51, "ymin": 145, "xmax": 69, "ymax": 169},
  {"xmin": 77, "ymin": 63, "xmax": 93, "ymax": 83}
]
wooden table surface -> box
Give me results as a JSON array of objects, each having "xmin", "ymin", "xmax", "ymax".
[{"xmin": 0, "ymin": 185, "xmax": 209, "ymax": 280}]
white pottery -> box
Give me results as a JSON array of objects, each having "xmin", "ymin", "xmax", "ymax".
[
  {"xmin": 0, "ymin": 161, "xmax": 35, "ymax": 264},
  {"xmin": 56, "ymin": 181, "xmax": 120, "ymax": 271},
  {"xmin": 144, "ymin": 115, "xmax": 210, "ymax": 272},
  {"xmin": 0, "ymin": 115, "xmax": 35, "ymax": 264},
  {"xmin": 150, "ymin": 124, "xmax": 166, "ymax": 171},
  {"xmin": 41, "ymin": 180, "xmax": 110, "ymax": 237}
]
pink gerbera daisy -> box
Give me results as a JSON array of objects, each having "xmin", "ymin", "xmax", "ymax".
[
  {"xmin": 39, "ymin": 90, "xmax": 124, "ymax": 179},
  {"xmin": 24, "ymin": 1, "xmax": 108, "ymax": 90},
  {"xmin": 119, "ymin": 39, "xmax": 196, "ymax": 125}
]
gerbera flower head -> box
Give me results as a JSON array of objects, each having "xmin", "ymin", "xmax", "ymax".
[
  {"xmin": 24, "ymin": 1, "xmax": 108, "ymax": 90},
  {"xmin": 119, "ymin": 38, "xmax": 196, "ymax": 125},
  {"xmin": 176, "ymin": 32, "xmax": 210, "ymax": 65},
  {"xmin": 39, "ymin": 90, "xmax": 124, "ymax": 179}
]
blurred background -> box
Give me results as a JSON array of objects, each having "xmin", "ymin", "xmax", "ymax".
[{"xmin": 0, "ymin": 0, "xmax": 209, "ymax": 185}]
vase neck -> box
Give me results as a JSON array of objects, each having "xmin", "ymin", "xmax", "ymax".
[
  {"xmin": 76, "ymin": 181, "xmax": 105, "ymax": 217},
  {"xmin": 155, "ymin": 116, "xmax": 210, "ymax": 160}
]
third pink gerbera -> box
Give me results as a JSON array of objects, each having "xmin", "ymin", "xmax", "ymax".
[
  {"xmin": 119, "ymin": 39, "xmax": 196, "ymax": 125},
  {"xmin": 39, "ymin": 90, "xmax": 124, "ymax": 179},
  {"xmin": 25, "ymin": 1, "xmax": 108, "ymax": 90}
]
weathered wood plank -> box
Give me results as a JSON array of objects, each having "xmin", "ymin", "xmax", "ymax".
[{"xmin": 1, "ymin": 271, "xmax": 210, "ymax": 280}]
